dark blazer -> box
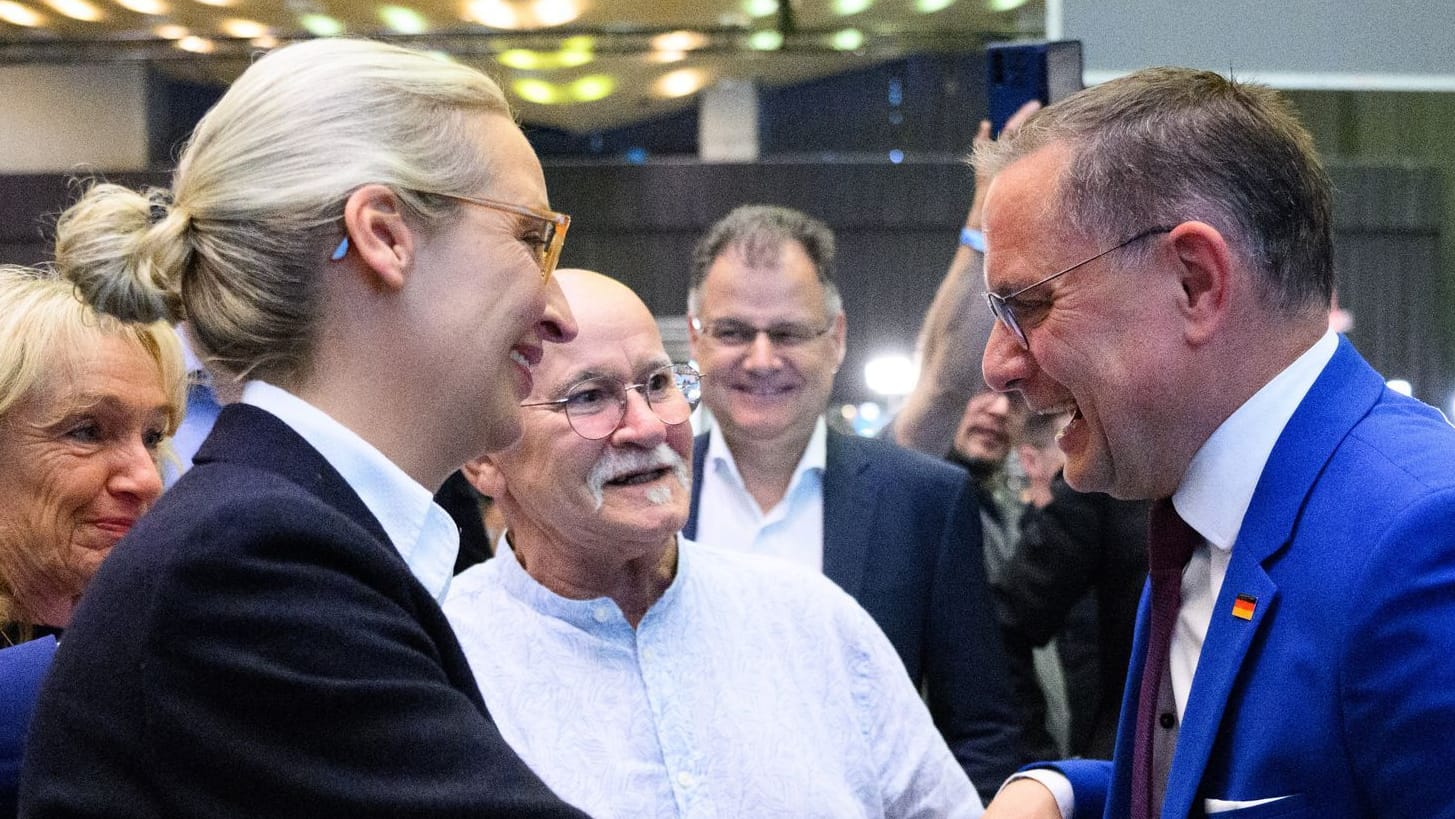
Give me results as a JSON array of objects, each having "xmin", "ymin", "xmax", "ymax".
[
  {"xmin": 20, "ymin": 404, "xmax": 585, "ymax": 818},
  {"xmin": 1000, "ymin": 479, "xmax": 1148, "ymax": 759},
  {"xmin": 1051, "ymin": 338, "xmax": 1455, "ymax": 818},
  {"xmin": 685, "ymin": 428, "xmax": 1021, "ymax": 798},
  {"xmin": 1, "ymin": 635, "xmax": 57, "ymax": 816}
]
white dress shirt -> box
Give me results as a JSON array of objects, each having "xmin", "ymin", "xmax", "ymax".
[
  {"xmin": 1016, "ymin": 329, "xmax": 1339, "ymax": 817},
  {"xmin": 242, "ymin": 381, "xmax": 459, "ymax": 601},
  {"xmin": 444, "ymin": 537, "xmax": 982, "ymax": 818},
  {"xmin": 693, "ymin": 417, "xmax": 828, "ymax": 572}
]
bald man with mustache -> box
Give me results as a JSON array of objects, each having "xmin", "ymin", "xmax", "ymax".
[{"xmin": 444, "ymin": 269, "xmax": 983, "ymax": 819}]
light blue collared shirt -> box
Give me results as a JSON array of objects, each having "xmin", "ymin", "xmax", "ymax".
[
  {"xmin": 445, "ymin": 537, "xmax": 982, "ymax": 818},
  {"xmin": 694, "ymin": 418, "xmax": 828, "ymax": 572},
  {"xmin": 242, "ymin": 381, "xmax": 459, "ymax": 601}
]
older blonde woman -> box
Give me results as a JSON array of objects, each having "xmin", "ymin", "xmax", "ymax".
[
  {"xmin": 0, "ymin": 264, "xmax": 185, "ymax": 811},
  {"xmin": 21, "ymin": 39, "xmax": 585, "ymax": 817}
]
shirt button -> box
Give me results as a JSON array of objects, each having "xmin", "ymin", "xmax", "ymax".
[
  {"xmin": 592, "ymin": 606, "xmax": 612, "ymax": 623},
  {"xmin": 640, "ymin": 647, "xmax": 654, "ymax": 661},
  {"xmin": 676, "ymin": 771, "xmax": 695, "ymax": 788},
  {"xmin": 1159, "ymin": 712, "xmax": 1177, "ymax": 730}
]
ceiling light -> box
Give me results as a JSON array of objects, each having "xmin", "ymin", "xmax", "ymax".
[
  {"xmin": 648, "ymin": 49, "xmax": 685, "ymax": 63},
  {"xmin": 985, "ymin": 0, "xmax": 1026, "ymax": 8},
  {"xmin": 298, "ymin": 12, "xmax": 342, "ymax": 35},
  {"xmin": 654, "ymin": 68, "xmax": 707, "ymax": 99},
  {"xmin": 742, "ymin": 0, "xmax": 776, "ymax": 18},
  {"xmin": 512, "ymin": 77, "xmax": 561, "ymax": 104},
  {"xmin": 830, "ymin": 28, "xmax": 864, "ymax": 50},
  {"xmin": 378, "ymin": 4, "xmax": 426, "ymax": 33},
  {"xmin": 651, "ymin": 30, "xmax": 707, "ymax": 52},
  {"xmin": 530, "ymin": 0, "xmax": 577, "ymax": 26},
  {"xmin": 833, "ymin": 0, "xmax": 872, "ymax": 14},
  {"xmin": 176, "ymin": 34, "xmax": 215, "ymax": 52},
  {"xmin": 465, "ymin": 0, "xmax": 518, "ymax": 28},
  {"xmin": 914, "ymin": 0, "xmax": 955, "ymax": 11},
  {"xmin": 191, "ymin": 0, "xmax": 231, "ymax": 7},
  {"xmin": 219, "ymin": 17, "xmax": 265, "ymax": 37},
  {"xmin": 747, "ymin": 29, "xmax": 781, "ymax": 50},
  {"xmin": 497, "ymin": 48, "xmax": 545, "ymax": 69},
  {"xmin": 114, "ymin": 0, "xmax": 165, "ymax": 11},
  {"xmin": 44, "ymin": 0, "xmax": 101, "ymax": 21},
  {"xmin": 153, "ymin": 21, "xmax": 186, "ymax": 37},
  {"xmin": 0, "ymin": 1, "xmax": 45, "ymax": 25},
  {"xmin": 249, "ymin": 33, "xmax": 278, "ymax": 48},
  {"xmin": 570, "ymin": 74, "xmax": 614, "ymax": 102}
]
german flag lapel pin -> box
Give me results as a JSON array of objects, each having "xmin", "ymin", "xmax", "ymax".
[{"xmin": 1231, "ymin": 594, "xmax": 1257, "ymax": 621}]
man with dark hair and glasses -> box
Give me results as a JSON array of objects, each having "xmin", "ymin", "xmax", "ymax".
[
  {"xmin": 443, "ymin": 269, "xmax": 982, "ymax": 818},
  {"xmin": 681, "ymin": 204, "xmax": 1022, "ymax": 799},
  {"xmin": 978, "ymin": 69, "xmax": 1455, "ymax": 819}
]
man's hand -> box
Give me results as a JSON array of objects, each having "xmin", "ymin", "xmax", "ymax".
[{"xmin": 983, "ymin": 778, "xmax": 1063, "ymax": 819}]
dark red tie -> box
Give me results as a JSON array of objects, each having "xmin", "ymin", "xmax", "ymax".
[{"xmin": 1130, "ymin": 498, "xmax": 1201, "ymax": 819}]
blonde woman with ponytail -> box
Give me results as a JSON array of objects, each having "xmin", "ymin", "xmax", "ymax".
[{"xmin": 22, "ymin": 39, "xmax": 585, "ymax": 818}]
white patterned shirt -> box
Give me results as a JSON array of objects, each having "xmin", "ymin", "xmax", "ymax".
[{"xmin": 444, "ymin": 537, "xmax": 982, "ymax": 819}]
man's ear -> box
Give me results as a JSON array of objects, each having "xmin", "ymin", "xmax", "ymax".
[
  {"xmin": 460, "ymin": 455, "xmax": 507, "ymax": 499},
  {"xmin": 1167, "ymin": 221, "xmax": 1235, "ymax": 346},
  {"xmin": 341, "ymin": 184, "xmax": 416, "ymax": 292}
]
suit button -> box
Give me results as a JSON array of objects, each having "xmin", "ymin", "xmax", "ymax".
[{"xmin": 1159, "ymin": 712, "xmax": 1177, "ymax": 729}]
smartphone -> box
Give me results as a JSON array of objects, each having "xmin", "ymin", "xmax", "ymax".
[{"xmin": 987, "ymin": 40, "xmax": 1084, "ymax": 137}]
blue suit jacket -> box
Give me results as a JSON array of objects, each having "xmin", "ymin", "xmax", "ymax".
[
  {"xmin": 0, "ymin": 635, "xmax": 57, "ymax": 815},
  {"xmin": 1051, "ymin": 338, "xmax": 1455, "ymax": 818},
  {"xmin": 685, "ymin": 428, "xmax": 1021, "ymax": 798},
  {"xmin": 21, "ymin": 404, "xmax": 585, "ymax": 818}
]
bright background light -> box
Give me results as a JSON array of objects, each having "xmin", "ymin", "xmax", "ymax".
[{"xmin": 864, "ymin": 353, "xmax": 918, "ymax": 397}]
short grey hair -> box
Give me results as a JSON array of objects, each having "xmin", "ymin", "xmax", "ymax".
[
  {"xmin": 687, "ymin": 204, "xmax": 843, "ymax": 318},
  {"xmin": 975, "ymin": 66, "xmax": 1333, "ymax": 316}
]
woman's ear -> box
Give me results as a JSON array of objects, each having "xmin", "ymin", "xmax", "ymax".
[{"xmin": 340, "ymin": 184, "xmax": 416, "ymax": 292}]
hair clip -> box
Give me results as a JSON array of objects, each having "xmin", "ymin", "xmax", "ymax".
[
  {"xmin": 149, "ymin": 202, "xmax": 168, "ymax": 225},
  {"xmin": 330, "ymin": 236, "xmax": 350, "ymax": 261}
]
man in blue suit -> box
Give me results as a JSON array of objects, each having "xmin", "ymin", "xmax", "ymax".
[
  {"xmin": 978, "ymin": 68, "xmax": 1455, "ymax": 818},
  {"xmin": 682, "ymin": 204, "xmax": 1021, "ymax": 798}
]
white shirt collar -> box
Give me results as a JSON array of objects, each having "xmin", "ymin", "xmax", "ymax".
[
  {"xmin": 1173, "ymin": 330, "xmax": 1339, "ymax": 551},
  {"xmin": 705, "ymin": 416, "xmax": 828, "ymax": 493},
  {"xmin": 242, "ymin": 381, "xmax": 459, "ymax": 600}
]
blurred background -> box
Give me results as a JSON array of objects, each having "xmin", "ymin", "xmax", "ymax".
[{"xmin": 2, "ymin": 0, "xmax": 1452, "ymax": 427}]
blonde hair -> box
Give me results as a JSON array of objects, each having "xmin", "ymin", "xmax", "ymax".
[
  {"xmin": 54, "ymin": 39, "xmax": 514, "ymax": 387},
  {"xmin": 0, "ymin": 264, "xmax": 186, "ymax": 628}
]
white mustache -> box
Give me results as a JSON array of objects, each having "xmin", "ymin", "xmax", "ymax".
[{"xmin": 586, "ymin": 443, "xmax": 690, "ymax": 511}]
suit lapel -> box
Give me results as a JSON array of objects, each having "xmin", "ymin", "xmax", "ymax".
[
  {"xmin": 821, "ymin": 431, "xmax": 879, "ymax": 598},
  {"xmin": 1160, "ymin": 338, "xmax": 1385, "ymax": 816},
  {"xmin": 684, "ymin": 432, "xmax": 710, "ymax": 540}
]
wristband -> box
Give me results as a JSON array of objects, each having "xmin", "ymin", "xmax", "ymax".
[{"xmin": 959, "ymin": 226, "xmax": 986, "ymax": 253}]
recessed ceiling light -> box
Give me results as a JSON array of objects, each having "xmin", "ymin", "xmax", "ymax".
[
  {"xmin": 747, "ymin": 29, "xmax": 781, "ymax": 51},
  {"xmin": 44, "ymin": 0, "xmax": 102, "ymax": 22},
  {"xmin": 651, "ymin": 30, "xmax": 707, "ymax": 52},
  {"xmin": 654, "ymin": 68, "xmax": 707, "ymax": 99},
  {"xmin": 648, "ymin": 50, "xmax": 685, "ymax": 64},
  {"xmin": 742, "ymin": 0, "xmax": 776, "ymax": 18},
  {"xmin": 531, "ymin": 0, "xmax": 577, "ymax": 26},
  {"xmin": 830, "ymin": 28, "xmax": 864, "ymax": 50},
  {"xmin": 176, "ymin": 34, "xmax": 215, "ymax": 52},
  {"xmin": 833, "ymin": 0, "xmax": 872, "ymax": 15},
  {"xmin": 378, "ymin": 4, "xmax": 427, "ymax": 33},
  {"xmin": 465, "ymin": 0, "xmax": 517, "ymax": 28},
  {"xmin": 298, "ymin": 12, "xmax": 342, "ymax": 35},
  {"xmin": 914, "ymin": 0, "xmax": 955, "ymax": 12},
  {"xmin": 192, "ymin": 0, "xmax": 231, "ymax": 7},
  {"xmin": 115, "ymin": 0, "xmax": 165, "ymax": 12},
  {"xmin": 570, "ymin": 74, "xmax": 614, "ymax": 102},
  {"xmin": 985, "ymin": 0, "xmax": 1027, "ymax": 9},
  {"xmin": 219, "ymin": 17, "xmax": 266, "ymax": 37},
  {"xmin": 0, "ymin": 0, "xmax": 45, "ymax": 26},
  {"xmin": 249, "ymin": 34, "xmax": 278, "ymax": 48},
  {"xmin": 153, "ymin": 22, "xmax": 186, "ymax": 37},
  {"xmin": 512, "ymin": 77, "xmax": 561, "ymax": 104}
]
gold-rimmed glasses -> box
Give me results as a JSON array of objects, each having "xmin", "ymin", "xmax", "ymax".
[{"xmin": 430, "ymin": 192, "xmax": 571, "ymax": 283}]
